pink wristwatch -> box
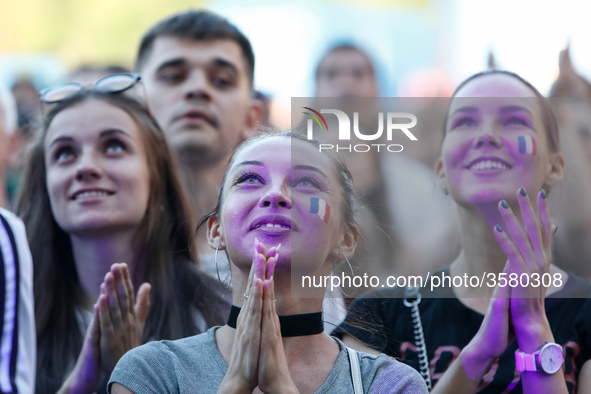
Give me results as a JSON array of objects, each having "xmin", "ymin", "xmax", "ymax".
[{"xmin": 515, "ymin": 342, "xmax": 563, "ymax": 374}]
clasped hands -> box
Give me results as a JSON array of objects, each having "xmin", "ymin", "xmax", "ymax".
[
  {"xmin": 466, "ymin": 187, "xmax": 557, "ymax": 378},
  {"xmin": 61, "ymin": 263, "xmax": 151, "ymax": 393},
  {"xmin": 219, "ymin": 238, "xmax": 299, "ymax": 394}
]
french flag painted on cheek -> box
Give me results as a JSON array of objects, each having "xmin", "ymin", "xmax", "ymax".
[
  {"xmin": 518, "ymin": 135, "xmax": 536, "ymax": 156},
  {"xmin": 310, "ymin": 197, "xmax": 330, "ymax": 224}
]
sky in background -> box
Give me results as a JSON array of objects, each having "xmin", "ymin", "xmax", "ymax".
[
  {"xmin": 1, "ymin": 0, "xmax": 591, "ymax": 111},
  {"xmin": 455, "ymin": 0, "xmax": 591, "ymax": 94}
]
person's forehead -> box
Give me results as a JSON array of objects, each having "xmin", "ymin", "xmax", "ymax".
[
  {"xmin": 143, "ymin": 36, "xmax": 248, "ymax": 75},
  {"xmin": 449, "ymin": 75, "xmax": 541, "ymax": 116},
  {"xmin": 46, "ymin": 100, "xmax": 140, "ymax": 143},
  {"xmin": 318, "ymin": 49, "xmax": 373, "ymax": 72},
  {"xmin": 454, "ymin": 74, "xmax": 536, "ymax": 99},
  {"xmin": 230, "ymin": 137, "xmax": 334, "ymax": 174}
]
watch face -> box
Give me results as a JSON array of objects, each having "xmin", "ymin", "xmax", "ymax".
[{"xmin": 539, "ymin": 344, "xmax": 563, "ymax": 374}]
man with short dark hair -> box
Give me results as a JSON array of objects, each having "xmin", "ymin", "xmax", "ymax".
[{"xmin": 135, "ymin": 10, "xmax": 261, "ymax": 262}]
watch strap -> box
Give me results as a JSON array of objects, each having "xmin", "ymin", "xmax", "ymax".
[{"xmin": 515, "ymin": 351, "xmax": 538, "ymax": 372}]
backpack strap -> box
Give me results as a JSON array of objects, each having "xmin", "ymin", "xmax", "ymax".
[{"xmin": 347, "ymin": 346, "xmax": 364, "ymax": 394}]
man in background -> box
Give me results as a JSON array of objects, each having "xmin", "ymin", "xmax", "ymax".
[
  {"xmin": 135, "ymin": 10, "xmax": 261, "ymax": 276},
  {"xmin": 314, "ymin": 43, "xmax": 460, "ymax": 278}
]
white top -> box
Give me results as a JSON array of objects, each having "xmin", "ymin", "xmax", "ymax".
[{"xmin": 0, "ymin": 208, "xmax": 35, "ymax": 394}]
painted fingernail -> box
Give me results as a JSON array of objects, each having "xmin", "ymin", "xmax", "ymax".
[
  {"xmin": 500, "ymin": 200, "xmax": 509, "ymax": 209},
  {"xmin": 540, "ymin": 189, "xmax": 547, "ymax": 199},
  {"xmin": 519, "ymin": 187, "xmax": 527, "ymax": 197},
  {"xmin": 495, "ymin": 225, "xmax": 503, "ymax": 233}
]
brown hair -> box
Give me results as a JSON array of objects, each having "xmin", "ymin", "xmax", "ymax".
[
  {"xmin": 136, "ymin": 9, "xmax": 255, "ymax": 88},
  {"xmin": 17, "ymin": 91, "xmax": 228, "ymax": 392}
]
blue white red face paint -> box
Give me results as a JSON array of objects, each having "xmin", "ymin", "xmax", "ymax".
[
  {"xmin": 310, "ymin": 197, "xmax": 330, "ymax": 224},
  {"xmin": 518, "ymin": 135, "xmax": 536, "ymax": 156}
]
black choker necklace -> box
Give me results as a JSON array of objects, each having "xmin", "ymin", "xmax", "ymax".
[{"xmin": 227, "ymin": 305, "xmax": 324, "ymax": 337}]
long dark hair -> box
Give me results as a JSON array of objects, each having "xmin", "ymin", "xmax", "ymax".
[{"xmin": 16, "ymin": 91, "xmax": 228, "ymax": 393}]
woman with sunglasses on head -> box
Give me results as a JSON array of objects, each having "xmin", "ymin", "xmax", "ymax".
[
  {"xmin": 108, "ymin": 132, "xmax": 428, "ymax": 393},
  {"xmin": 17, "ymin": 76, "xmax": 229, "ymax": 393},
  {"xmin": 338, "ymin": 70, "xmax": 591, "ymax": 393}
]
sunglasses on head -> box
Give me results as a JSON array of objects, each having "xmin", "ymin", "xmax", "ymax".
[{"xmin": 40, "ymin": 73, "xmax": 142, "ymax": 103}]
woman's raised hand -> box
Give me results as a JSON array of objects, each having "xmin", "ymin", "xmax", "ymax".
[
  {"xmin": 492, "ymin": 188, "xmax": 568, "ymax": 393},
  {"xmin": 456, "ymin": 188, "xmax": 553, "ymax": 377},
  {"xmin": 98, "ymin": 263, "xmax": 151, "ymax": 374},
  {"xmin": 58, "ymin": 298, "xmax": 103, "ymax": 393},
  {"xmin": 257, "ymin": 245, "xmax": 298, "ymax": 394},
  {"xmin": 219, "ymin": 239, "xmax": 296, "ymax": 394},
  {"xmin": 435, "ymin": 188, "xmax": 562, "ymax": 394},
  {"xmin": 433, "ymin": 277, "xmax": 514, "ymax": 394},
  {"xmin": 59, "ymin": 263, "xmax": 151, "ymax": 394},
  {"xmin": 460, "ymin": 264, "xmax": 514, "ymax": 382},
  {"xmin": 493, "ymin": 188, "xmax": 556, "ymax": 348},
  {"xmin": 221, "ymin": 245, "xmax": 266, "ymax": 392}
]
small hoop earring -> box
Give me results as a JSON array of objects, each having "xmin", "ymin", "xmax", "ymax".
[
  {"xmin": 215, "ymin": 245, "xmax": 231, "ymax": 290},
  {"xmin": 335, "ymin": 253, "xmax": 354, "ymax": 297}
]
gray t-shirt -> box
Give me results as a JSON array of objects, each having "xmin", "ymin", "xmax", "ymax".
[{"xmin": 108, "ymin": 327, "xmax": 427, "ymax": 393}]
